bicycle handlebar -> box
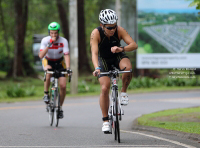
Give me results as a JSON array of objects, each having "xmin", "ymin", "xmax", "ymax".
[
  {"xmin": 44, "ymin": 69, "xmax": 72, "ymax": 83},
  {"xmin": 46, "ymin": 71, "xmax": 69, "ymax": 75},
  {"xmin": 100, "ymin": 69, "xmax": 132, "ymax": 75}
]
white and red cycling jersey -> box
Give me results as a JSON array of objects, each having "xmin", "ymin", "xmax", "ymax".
[{"xmin": 40, "ymin": 36, "xmax": 69, "ymax": 61}]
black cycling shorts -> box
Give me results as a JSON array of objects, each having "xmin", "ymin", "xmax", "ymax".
[
  {"xmin": 98, "ymin": 52, "xmax": 129, "ymax": 77},
  {"xmin": 42, "ymin": 57, "xmax": 66, "ymax": 77}
]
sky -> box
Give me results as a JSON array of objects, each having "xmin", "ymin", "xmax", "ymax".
[{"xmin": 138, "ymin": 0, "xmax": 197, "ymax": 10}]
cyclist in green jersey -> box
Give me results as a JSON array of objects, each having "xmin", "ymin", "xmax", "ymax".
[{"xmin": 39, "ymin": 22, "xmax": 71, "ymax": 118}]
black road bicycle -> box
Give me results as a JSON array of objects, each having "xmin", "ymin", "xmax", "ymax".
[
  {"xmin": 44, "ymin": 68, "xmax": 71, "ymax": 127},
  {"xmin": 100, "ymin": 66, "xmax": 132, "ymax": 143}
]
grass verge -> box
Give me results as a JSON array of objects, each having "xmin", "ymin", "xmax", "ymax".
[
  {"xmin": 0, "ymin": 74, "xmax": 200, "ymax": 103},
  {"xmin": 137, "ymin": 107, "xmax": 200, "ymax": 135}
]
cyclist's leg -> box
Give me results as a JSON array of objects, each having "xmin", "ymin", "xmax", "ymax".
[
  {"xmin": 98, "ymin": 57, "xmax": 112, "ymax": 132},
  {"xmin": 99, "ymin": 76, "xmax": 110, "ymax": 121},
  {"xmin": 117, "ymin": 53, "xmax": 132, "ymax": 105},
  {"xmin": 117, "ymin": 53, "xmax": 132, "ymax": 92},
  {"xmin": 59, "ymin": 77, "xmax": 67, "ymax": 106},
  {"xmin": 57, "ymin": 58, "xmax": 67, "ymax": 118},
  {"xmin": 99, "ymin": 76, "xmax": 111, "ymax": 132},
  {"xmin": 42, "ymin": 58, "xmax": 52, "ymax": 103},
  {"xmin": 59, "ymin": 58, "xmax": 67, "ymax": 107},
  {"xmin": 98, "ymin": 56, "xmax": 111, "ymax": 121},
  {"xmin": 119, "ymin": 58, "xmax": 132, "ymax": 92}
]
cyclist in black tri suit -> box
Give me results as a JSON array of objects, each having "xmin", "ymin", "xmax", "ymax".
[{"xmin": 90, "ymin": 9, "xmax": 138, "ymax": 133}]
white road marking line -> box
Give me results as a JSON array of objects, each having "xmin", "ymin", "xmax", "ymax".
[
  {"xmin": 121, "ymin": 130, "xmax": 196, "ymax": 148},
  {"xmin": 0, "ymin": 145, "xmax": 171, "ymax": 148}
]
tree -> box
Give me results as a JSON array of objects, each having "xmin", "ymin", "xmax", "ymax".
[
  {"xmin": 12, "ymin": 0, "xmax": 28, "ymax": 77},
  {"xmin": 77, "ymin": 0, "xmax": 92, "ymax": 73},
  {"xmin": 0, "ymin": 0, "xmax": 10, "ymax": 60},
  {"xmin": 8, "ymin": 0, "xmax": 35, "ymax": 77},
  {"xmin": 56, "ymin": 0, "xmax": 69, "ymax": 40},
  {"xmin": 188, "ymin": 0, "xmax": 200, "ymax": 9}
]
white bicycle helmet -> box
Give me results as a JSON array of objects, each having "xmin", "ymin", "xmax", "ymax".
[{"xmin": 99, "ymin": 9, "xmax": 118, "ymax": 25}]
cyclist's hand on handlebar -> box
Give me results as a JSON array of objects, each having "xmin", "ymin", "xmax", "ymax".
[
  {"xmin": 93, "ymin": 69, "xmax": 100, "ymax": 77},
  {"xmin": 67, "ymin": 69, "xmax": 72, "ymax": 76}
]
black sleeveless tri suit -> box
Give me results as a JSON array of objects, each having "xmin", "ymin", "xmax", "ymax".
[{"xmin": 97, "ymin": 26, "xmax": 129, "ymax": 75}]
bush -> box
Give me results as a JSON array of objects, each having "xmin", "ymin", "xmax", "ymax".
[
  {"xmin": 6, "ymin": 84, "xmax": 36, "ymax": 98},
  {"xmin": 25, "ymin": 86, "xmax": 36, "ymax": 96},
  {"xmin": 127, "ymin": 76, "xmax": 200, "ymax": 89},
  {"xmin": 78, "ymin": 80, "xmax": 96, "ymax": 93}
]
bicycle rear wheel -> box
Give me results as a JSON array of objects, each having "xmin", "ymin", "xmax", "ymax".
[{"xmin": 54, "ymin": 88, "xmax": 60, "ymax": 127}]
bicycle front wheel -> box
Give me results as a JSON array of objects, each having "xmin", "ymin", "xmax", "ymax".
[
  {"xmin": 113, "ymin": 89, "xmax": 120, "ymax": 143},
  {"xmin": 115, "ymin": 91, "xmax": 120, "ymax": 143},
  {"xmin": 48, "ymin": 103, "xmax": 54, "ymax": 126},
  {"xmin": 48, "ymin": 87, "xmax": 54, "ymax": 126},
  {"xmin": 54, "ymin": 88, "xmax": 60, "ymax": 127}
]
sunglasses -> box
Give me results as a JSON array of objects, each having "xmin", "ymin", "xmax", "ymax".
[{"xmin": 104, "ymin": 25, "xmax": 117, "ymax": 30}]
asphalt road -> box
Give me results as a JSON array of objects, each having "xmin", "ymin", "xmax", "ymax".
[{"xmin": 0, "ymin": 90, "xmax": 200, "ymax": 148}]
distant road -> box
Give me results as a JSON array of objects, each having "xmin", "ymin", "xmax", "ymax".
[{"xmin": 0, "ymin": 90, "xmax": 199, "ymax": 148}]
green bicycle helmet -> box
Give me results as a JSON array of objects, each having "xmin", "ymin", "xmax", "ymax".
[{"xmin": 48, "ymin": 22, "xmax": 60, "ymax": 33}]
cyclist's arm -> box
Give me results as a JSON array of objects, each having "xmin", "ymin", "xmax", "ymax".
[
  {"xmin": 118, "ymin": 26, "xmax": 138, "ymax": 52},
  {"xmin": 39, "ymin": 38, "xmax": 49, "ymax": 59},
  {"xmin": 64, "ymin": 54, "xmax": 70, "ymax": 69},
  {"xmin": 90, "ymin": 29, "xmax": 100, "ymax": 69},
  {"xmin": 63, "ymin": 38, "xmax": 70, "ymax": 69}
]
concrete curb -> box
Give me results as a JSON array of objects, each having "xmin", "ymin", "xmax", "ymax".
[{"xmin": 132, "ymin": 120, "xmax": 200, "ymax": 142}]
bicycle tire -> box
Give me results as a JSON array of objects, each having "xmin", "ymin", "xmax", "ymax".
[
  {"xmin": 115, "ymin": 90, "xmax": 120, "ymax": 143},
  {"xmin": 112, "ymin": 105, "xmax": 117, "ymax": 140},
  {"xmin": 49, "ymin": 89, "xmax": 54, "ymax": 126},
  {"xmin": 54, "ymin": 88, "xmax": 60, "ymax": 127},
  {"xmin": 48, "ymin": 103, "xmax": 54, "ymax": 126},
  {"xmin": 112, "ymin": 89, "xmax": 117, "ymax": 140}
]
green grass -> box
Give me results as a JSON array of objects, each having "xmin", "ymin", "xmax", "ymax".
[
  {"xmin": 0, "ymin": 77, "xmax": 44, "ymax": 102},
  {"xmin": 137, "ymin": 107, "xmax": 200, "ymax": 134},
  {"xmin": 0, "ymin": 72, "xmax": 200, "ymax": 103}
]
